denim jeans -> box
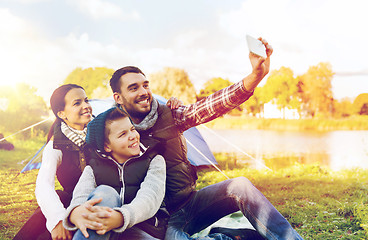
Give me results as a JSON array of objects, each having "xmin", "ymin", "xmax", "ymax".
[
  {"xmin": 164, "ymin": 177, "xmax": 303, "ymax": 240},
  {"xmin": 73, "ymin": 185, "xmax": 160, "ymax": 240}
]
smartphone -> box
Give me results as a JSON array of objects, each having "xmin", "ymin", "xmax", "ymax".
[{"xmin": 246, "ymin": 35, "xmax": 267, "ymax": 58}]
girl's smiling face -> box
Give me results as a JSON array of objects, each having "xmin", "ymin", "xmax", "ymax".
[
  {"xmin": 57, "ymin": 88, "xmax": 92, "ymax": 130},
  {"xmin": 104, "ymin": 117, "xmax": 140, "ymax": 164}
]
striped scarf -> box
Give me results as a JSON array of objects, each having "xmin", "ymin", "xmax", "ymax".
[{"xmin": 60, "ymin": 121, "xmax": 87, "ymax": 147}]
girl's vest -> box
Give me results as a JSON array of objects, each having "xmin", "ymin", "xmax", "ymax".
[
  {"xmin": 53, "ymin": 122, "xmax": 88, "ymax": 195},
  {"xmin": 138, "ymin": 103, "xmax": 198, "ymax": 213}
]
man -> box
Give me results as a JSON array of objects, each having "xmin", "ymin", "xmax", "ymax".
[{"xmin": 109, "ymin": 38, "xmax": 303, "ymax": 239}]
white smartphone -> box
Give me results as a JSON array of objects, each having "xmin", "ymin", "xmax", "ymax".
[{"xmin": 246, "ymin": 35, "xmax": 267, "ymax": 58}]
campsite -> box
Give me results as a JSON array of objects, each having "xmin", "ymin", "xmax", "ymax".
[
  {"xmin": 1, "ymin": 1, "xmax": 368, "ymax": 237},
  {"xmin": 1, "ymin": 115, "xmax": 368, "ymax": 239},
  {"xmin": 1, "ymin": 70, "xmax": 368, "ymax": 239}
]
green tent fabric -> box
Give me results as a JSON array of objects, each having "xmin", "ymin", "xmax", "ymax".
[{"xmin": 192, "ymin": 211, "xmax": 254, "ymax": 237}]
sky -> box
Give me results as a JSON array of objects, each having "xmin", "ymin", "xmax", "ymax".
[{"xmin": 0, "ymin": 0, "xmax": 367, "ymax": 102}]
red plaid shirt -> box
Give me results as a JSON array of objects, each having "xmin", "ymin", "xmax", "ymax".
[{"xmin": 172, "ymin": 80, "xmax": 253, "ymax": 132}]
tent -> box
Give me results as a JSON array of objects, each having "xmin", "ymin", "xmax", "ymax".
[{"xmin": 21, "ymin": 94, "xmax": 218, "ymax": 173}]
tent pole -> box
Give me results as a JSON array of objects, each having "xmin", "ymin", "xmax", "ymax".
[
  {"xmin": 186, "ymin": 139, "xmax": 230, "ymax": 179},
  {"xmin": 200, "ymin": 126, "xmax": 272, "ymax": 171},
  {"xmin": 0, "ymin": 118, "xmax": 52, "ymax": 142}
]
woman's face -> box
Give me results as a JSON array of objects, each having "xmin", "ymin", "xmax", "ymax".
[{"xmin": 57, "ymin": 88, "xmax": 92, "ymax": 130}]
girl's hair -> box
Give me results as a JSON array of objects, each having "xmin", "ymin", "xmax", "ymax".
[
  {"xmin": 47, "ymin": 84, "xmax": 85, "ymax": 141},
  {"xmin": 104, "ymin": 108, "xmax": 130, "ymax": 144}
]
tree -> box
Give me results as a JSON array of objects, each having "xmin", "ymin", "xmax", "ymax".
[
  {"xmin": 353, "ymin": 93, "xmax": 368, "ymax": 115},
  {"xmin": 299, "ymin": 62, "xmax": 334, "ymax": 117},
  {"xmin": 63, "ymin": 67, "xmax": 115, "ymax": 99},
  {"xmin": 333, "ymin": 98, "xmax": 354, "ymax": 118},
  {"xmin": 149, "ymin": 67, "xmax": 196, "ymax": 104},
  {"xmin": 242, "ymin": 87, "xmax": 265, "ymax": 117},
  {"xmin": 261, "ymin": 67, "xmax": 301, "ymax": 118},
  {"xmin": 0, "ymin": 83, "xmax": 48, "ymax": 138},
  {"xmin": 197, "ymin": 77, "xmax": 233, "ymax": 99}
]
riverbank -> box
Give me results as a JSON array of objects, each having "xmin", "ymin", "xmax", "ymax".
[
  {"xmin": 203, "ymin": 115, "xmax": 368, "ymax": 131},
  {"xmin": 0, "ymin": 139, "xmax": 367, "ymax": 239}
]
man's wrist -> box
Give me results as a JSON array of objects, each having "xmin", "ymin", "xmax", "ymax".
[{"xmin": 242, "ymin": 72, "xmax": 260, "ymax": 92}]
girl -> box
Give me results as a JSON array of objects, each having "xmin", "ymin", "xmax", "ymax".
[{"xmin": 14, "ymin": 84, "xmax": 93, "ymax": 240}]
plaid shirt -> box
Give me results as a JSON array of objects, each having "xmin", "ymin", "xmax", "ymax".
[{"xmin": 172, "ymin": 80, "xmax": 253, "ymax": 132}]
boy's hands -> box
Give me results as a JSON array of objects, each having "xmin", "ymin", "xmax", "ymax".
[
  {"xmin": 95, "ymin": 210, "xmax": 124, "ymax": 235},
  {"xmin": 69, "ymin": 198, "xmax": 124, "ymax": 238}
]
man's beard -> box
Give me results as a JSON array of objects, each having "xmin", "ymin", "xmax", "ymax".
[
  {"xmin": 127, "ymin": 107, "xmax": 149, "ymax": 120},
  {"xmin": 125, "ymin": 96, "xmax": 152, "ymax": 121}
]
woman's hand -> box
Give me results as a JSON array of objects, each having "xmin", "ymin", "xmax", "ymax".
[{"xmin": 51, "ymin": 221, "xmax": 73, "ymax": 240}]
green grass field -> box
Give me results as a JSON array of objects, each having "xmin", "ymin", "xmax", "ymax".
[{"xmin": 1, "ymin": 138, "xmax": 368, "ymax": 239}]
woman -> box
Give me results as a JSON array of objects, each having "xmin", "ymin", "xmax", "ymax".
[
  {"xmin": 14, "ymin": 84, "xmax": 93, "ymax": 240},
  {"xmin": 13, "ymin": 84, "xmax": 181, "ymax": 240}
]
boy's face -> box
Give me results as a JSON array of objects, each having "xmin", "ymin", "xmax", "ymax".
[{"xmin": 104, "ymin": 117, "xmax": 140, "ymax": 164}]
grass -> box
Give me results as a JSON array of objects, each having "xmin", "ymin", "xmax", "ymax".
[
  {"xmin": 1, "ymin": 138, "xmax": 368, "ymax": 239},
  {"xmin": 198, "ymin": 165, "xmax": 368, "ymax": 239}
]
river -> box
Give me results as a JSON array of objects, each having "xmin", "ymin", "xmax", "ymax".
[{"xmin": 197, "ymin": 127, "xmax": 368, "ymax": 171}]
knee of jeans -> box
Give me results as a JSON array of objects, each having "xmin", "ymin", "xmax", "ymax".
[
  {"xmin": 228, "ymin": 177, "xmax": 254, "ymax": 192},
  {"xmin": 89, "ymin": 185, "xmax": 121, "ymax": 207}
]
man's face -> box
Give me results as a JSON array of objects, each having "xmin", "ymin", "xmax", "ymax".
[{"xmin": 113, "ymin": 72, "xmax": 153, "ymax": 122}]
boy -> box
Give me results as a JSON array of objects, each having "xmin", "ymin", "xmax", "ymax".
[{"xmin": 63, "ymin": 107, "xmax": 167, "ymax": 240}]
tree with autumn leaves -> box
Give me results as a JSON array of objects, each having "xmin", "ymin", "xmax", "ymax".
[
  {"xmin": 298, "ymin": 62, "xmax": 334, "ymax": 117},
  {"xmin": 59, "ymin": 64, "xmax": 366, "ymax": 118}
]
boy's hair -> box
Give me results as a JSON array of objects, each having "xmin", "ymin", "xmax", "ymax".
[
  {"xmin": 109, "ymin": 66, "xmax": 145, "ymax": 93},
  {"xmin": 86, "ymin": 107, "xmax": 130, "ymax": 151},
  {"xmin": 104, "ymin": 108, "xmax": 130, "ymax": 145}
]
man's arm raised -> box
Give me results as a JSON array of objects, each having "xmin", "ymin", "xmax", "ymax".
[{"xmin": 172, "ymin": 37, "xmax": 273, "ymax": 132}]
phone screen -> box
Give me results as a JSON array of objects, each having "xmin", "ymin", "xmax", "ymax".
[{"xmin": 246, "ymin": 35, "xmax": 267, "ymax": 58}]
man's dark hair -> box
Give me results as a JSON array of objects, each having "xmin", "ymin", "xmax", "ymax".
[{"xmin": 109, "ymin": 66, "xmax": 145, "ymax": 93}]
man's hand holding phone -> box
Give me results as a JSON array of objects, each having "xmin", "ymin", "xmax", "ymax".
[
  {"xmin": 246, "ymin": 34, "xmax": 268, "ymax": 58},
  {"xmin": 242, "ymin": 35, "xmax": 273, "ymax": 92}
]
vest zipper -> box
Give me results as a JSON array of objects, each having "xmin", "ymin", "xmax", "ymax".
[{"xmin": 105, "ymin": 144, "xmax": 150, "ymax": 202}]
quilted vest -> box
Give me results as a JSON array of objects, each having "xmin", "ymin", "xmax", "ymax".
[
  {"xmin": 138, "ymin": 103, "xmax": 198, "ymax": 213},
  {"xmin": 89, "ymin": 138, "xmax": 163, "ymax": 204},
  {"xmin": 53, "ymin": 122, "xmax": 88, "ymax": 194}
]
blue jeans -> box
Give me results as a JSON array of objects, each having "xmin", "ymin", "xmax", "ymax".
[
  {"xmin": 164, "ymin": 177, "xmax": 303, "ymax": 240},
  {"xmin": 73, "ymin": 185, "xmax": 160, "ymax": 240}
]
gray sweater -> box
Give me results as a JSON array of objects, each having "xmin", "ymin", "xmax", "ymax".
[{"xmin": 63, "ymin": 154, "xmax": 166, "ymax": 233}]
